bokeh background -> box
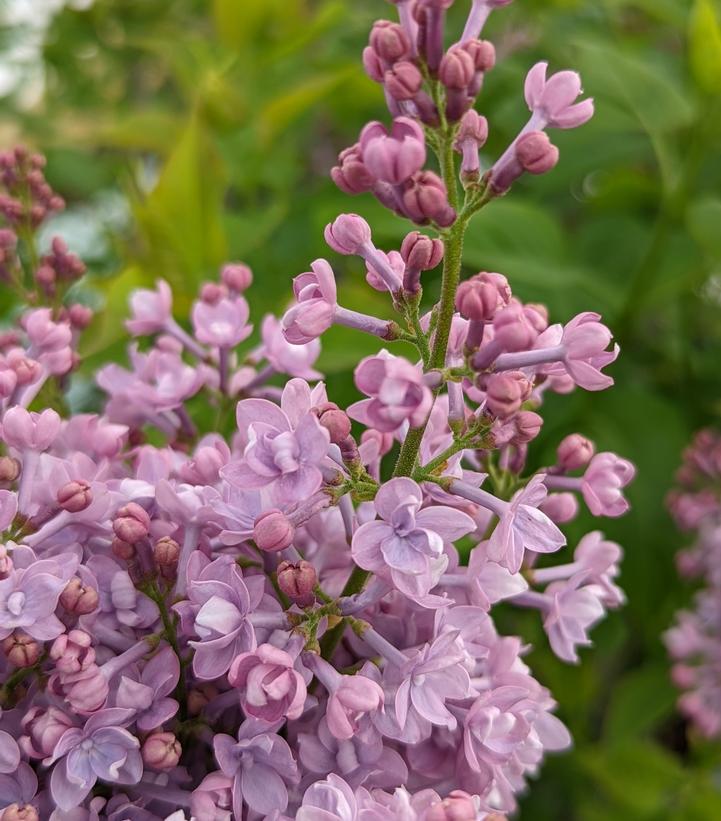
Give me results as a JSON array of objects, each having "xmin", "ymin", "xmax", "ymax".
[{"xmin": 2, "ymin": 0, "xmax": 721, "ymax": 817}]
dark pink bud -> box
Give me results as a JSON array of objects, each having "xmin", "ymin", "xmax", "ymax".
[
  {"xmin": 2, "ymin": 631, "xmax": 40, "ymax": 667},
  {"xmin": 439, "ymin": 47, "xmax": 475, "ymax": 89},
  {"xmin": 384, "ymin": 61, "xmax": 423, "ymax": 100},
  {"xmin": 221, "ymin": 262, "xmax": 253, "ymax": 293},
  {"xmin": 485, "ymin": 371, "xmax": 532, "ymax": 418},
  {"xmin": 540, "ymin": 492, "xmax": 579, "ymax": 524},
  {"xmin": 154, "ymin": 536, "xmax": 180, "ymax": 567},
  {"xmin": 57, "ymin": 479, "xmax": 92, "ymax": 513},
  {"xmin": 0, "ymin": 456, "xmax": 20, "ymax": 481},
  {"xmin": 369, "ymin": 19, "xmax": 411, "ymax": 64},
  {"xmin": 7, "ymin": 351, "xmax": 41, "ymax": 385},
  {"xmin": 516, "ymin": 131, "xmax": 559, "ymax": 175},
  {"xmin": 1, "ymin": 805, "xmax": 39, "ymax": 821},
  {"xmin": 60, "ymin": 577, "xmax": 99, "ymax": 615},
  {"xmin": 199, "ymin": 282, "xmax": 226, "ymax": 304},
  {"xmin": 426, "ymin": 792, "xmax": 478, "ymax": 821},
  {"xmin": 112, "ymin": 502, "xmax": 150, "ymax": 543},
  {"xmin": 0, "ymin": 545, "xmax": 13, "ymax": 578},
  {"xmin": 324, "ymin": 214, "xmax": 372, "ymax": 255},
  {"xmin": 67, "ymin": 303, "xmax": 93, "ymax": 329},
  {"xmin": 254, "ymin": 510, "xmax": 294, "ymax": 552},
  {"xmin": 401, "ymin": 171, "xmax": 456, "ymax": 227},
  {"xmin": 20, "ymin": 706, "xmax": 74, "ymax": 759},
  {"xmin": 524, "ymin": 302, "xmax": 549, "ymax": 333},
  {"xmin": 512, "ymin": 411, "xmax": 543, "ymax": 444},
  {"xmin": 112, "ymin": 537, "xmax": 136, "ymax": 560},
  {"xmin": 50, "ymin": 629, "xmax": 96, "ymax": 673},
  {"xmin": 455, "ymin": 110, "xmax": 488, "ymax": 148},
  {"xmin": 492, "ymin": 302, "xmax": 539, "ymax": 350},
  {"xmin": 317, "ymin": 403, "xmax": 352, "ymax": 444},
  {"xmin": 142, "ymin": 732, "xmax": 182, "ymax": 771},
  {"xmin": 462, "ymin": 39, "xmax": 496, "ymax": 72},
  {"xmin": 35, "ymin": 264, "xmax": 56, "ymax": 290},
  {"xmin": 557, "ymin": 434, "xmax": 595, "ymax": 471},
  {"xmin": 277, "ymin": 560, "xmax": 317, "ymax": 607},
  {"xmin": 362, "ymin": 46, "xmax": 385, "ymax": 82},
  {"xmin": 332, "ymin": 144, "xmax": 375, "ymax": 195},
  {"xmin": 401, "ymin": 231, "xmax": 444, "ymax": 271},
  {"xmin": 455, "ymin": 272, "xmax": 511, "ymax": 321}
]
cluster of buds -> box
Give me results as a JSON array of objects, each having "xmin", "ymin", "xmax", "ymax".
[
  {"xmin": 0, "ymin": 147, "xmax": 64, "ymax": 228},
  {"xmin": 665, "ymin": 430, "xmax": 721, "ymax": 737},
  {"xmin": 0, "ymin": 1, "xmax": 634, "ymax": 819}
]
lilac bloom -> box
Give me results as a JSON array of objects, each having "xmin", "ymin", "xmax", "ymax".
[
  {"xmin": 0, "ymin": 730, "xmax": 20, "ymax": 774},
  {"xmin": 261, "ymin": 314, "xmax": 322, "ymax": 380},
  {"xmin": 348, "ymin": 350, "xmax": 432, "ymax": 434},
  {"xmin": 1, "ymin": 406, "xmax": 61, "ymax": 451},
  {"xmin": 126, "ymin": 279, "xmax": 173, "ymax": 335},
  {"xmin": 351, "ymin": 477, "xmax": 474, "ymax": 602},
  {"xmin": 359, "ymin": 118, "xmax": 426, "ymax": 185},
  {"xmin": 213, "ymin": 719, "xmax": 299, "ymax": 817},
  {"xmin": 174, "ymin": 554, "xmax": 265, "ymax": 680},
  {"xmin": 282, "ymin": 259, "xmax": 337, "ymax": 344},
  {"xmin": 191, "ymin": 295, "xmax": 253, "ymax": 348},
  {"xmin": 524, "ymin": 61, "xmax": 595, "ymax": 130},
  {"xmin": 581, "ymin": 452, "xmax": 636, "ymax": 517},
  {"xmin": 441, "ymin": 542, "xmax": 528, "ymax": 610},
  {"xmin": 0, "ymin": 490, "xmax": 17, "ymax": 532},
  {"xmin": 544, "ymin": 574, "xmax": 607, "ymax": 663},
  {"xmin": 48, "ymin": 708, "xmax": 142, "ymax": 811},
  {"xmin": 296, "ymin": 774, "xmax": 360, "ymax": 821},
  {"xmin": 114, "ymin": 644, "xmax": 180, "ymax": 731},
  {"xmin": 0, "ymin": 553, "xmax": 79, "ymax": 641},
  {"xmin": 83, "ymin": 555, "xmax": 158, "ymax": 631},
  {"xmin": 222, "ymin": 388, "xmax": 330, "ymax": 506},
  {"xmin": 0, "ymin": 762, "xmax": 37, "ymax": 812}
]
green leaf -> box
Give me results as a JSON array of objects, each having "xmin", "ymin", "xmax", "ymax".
[
  {"xmin": 604, "ymin": 664, "xmax": 677, "ymax": 742},
  {"xmin": 689, "ymin": 0, "xmax": 721, "ymax": 95},
  {"xmin": 687, "ymin": 196, "xmax": 721, "ymax": 260}
]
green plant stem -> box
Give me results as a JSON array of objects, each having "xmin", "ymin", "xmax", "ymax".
[
  {"xmin": 319, "ymin": 565, "xmax": 369, "ymax": 661},
  {"xmin": 148, "ymin": 584, "xmax": 188, "ymax": 719}
]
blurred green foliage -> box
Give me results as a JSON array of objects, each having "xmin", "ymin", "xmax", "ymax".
[{"xmin": 2, "ymin": 0, "xmax": 721, "ymax": 817}]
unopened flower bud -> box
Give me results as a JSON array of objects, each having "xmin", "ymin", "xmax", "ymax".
[
  {"xmin": 485, "ymin": 371, "xmax": 532, "ymax": 418},
  {"xmin": 492, "ymin": 303, "xmax": 539, "ymax": 350},
  {"xmin": 112, "ymin": 502, "xmax": 150, "ymax": 543},
  {"xmin": 277, "ymin": 560, "xmax": 317, "ymax": 607},
  {"xmin": 362, "ymin": 46, "xmax": 385, "ymax": 83},
  {"xmin": 455, "ymin": 272, "xmax": 510, "ymax": 321},
  {"xmin": 540, "ymin": 492, "xmax": 579, "ymax": 524},
  {"xmin": 0, "ymin": 456, "xmax": 20, "ymax": 482},
  {"xmin": 402, "ymin": 171, "xmax": 456, "ymax": 227},
  {"xmin": 1, "ymin": 805, "xmax": 39, "ymax": 821},
  {"xmin": 142, "ymin": 732, "xmax": 182, "ymax": 771},
  {"xmin": 369, "ymin": 19, "xmax": 411, "ymax": 64},
  {"xmin": 332, "ymin": 144, "xmax": 374, "ymax": 195},
  {"xmin": 112, "ymin": 537, "xmax": 136, "ymax": 560},
  {"xmin": 400, "ymin": 231, "xmax": 444, "ymax": 295},
  {"xmin": 221, "ymin": 263, "xmax": 253, "ymax": 293},
  {"xmin": 50, "ymin": 629, "xmax": 95, "ymax": 673},
  {"xmin": 324, "ymin": 214, "xmax": 372, "ymax": 255},
  {"xmin": 60, "ymin": 577, "xmax": 99, "ymax": 615},
  {"xmin": 57, "ymin": 479, "xmax": 92, "ymax": 513},
  {"xmin": 512, "ymin": 411, "xmax": 543, "ymax": 444},
  {"xmin": 0, "ymin": 544, "xmax": 13, "ymax": 578},
  {"xmin": 516, "ymin": 131, "xmax": 559, "ymax": 175},
  {"xmin": 426, "ymin": 791, "xmax": 478, "ymax": 821},
  {"xmin": 557, "ymin": 434, "xmax": 595, "ymax": 471},
  {"xmin": 19, "ymin": 706, "xmax": 74, "ymax": 759},
  {"xmin": 2, "ymin": 631, "xmax": 39, "ymax": 668},
  {"xmin": 200, "ymin": 282, "xmax": 226, "ymax": 304},
  {"xmin": 439, "ymin": 47, "xmax": 475, "ymax": 89},
  {"xmin": 462, "ymin": 39, "xmax": 496, "ymax": 73},
  {"xmin": 317, "ymin": 403, "xmax": 352, "ymax": 444},
  {"xmin": 384, "ymin": 61, "xmax": 423, "ymax": 100},
  {"xmin": 254, "ymin": 510, "xmax": 294, "ymax": 552},
  {"xmin": 154, "ymin": 536, "xmax": 180, "ymax": 567},
  {"xmin": 67, "ymin": 303, "xmax": 93, "ymax": 329}
]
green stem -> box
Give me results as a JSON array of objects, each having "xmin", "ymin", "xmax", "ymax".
[
  {"xmin": 319, "ymin": 565, "xmax": 369, "ymax": 661},
  {"xmin": 148, "ymin": 584, "xmax": 188, "ymax": 719}
]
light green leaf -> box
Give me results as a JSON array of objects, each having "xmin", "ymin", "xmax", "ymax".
[{"xmin": 689, "ymin": 0, "xmax": 721, "ymax": 95}]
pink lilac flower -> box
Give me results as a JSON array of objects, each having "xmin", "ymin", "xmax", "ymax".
[{"xmin": 191, "ymin": 295, "xmax": 252, "ymax": 348}]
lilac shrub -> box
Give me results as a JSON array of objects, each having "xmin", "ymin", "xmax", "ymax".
[
  {"xmin": 665, "ymin": 430, "xmax": 721, "ymax": 737},
  {"xmin": 0, "ymin": 2, "xmax": 635, "ymax": 818}
]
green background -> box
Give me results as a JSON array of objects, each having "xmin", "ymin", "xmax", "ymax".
[{"xmin": 2, "ymin": 0, "xmax": 721, "ymax": 817}]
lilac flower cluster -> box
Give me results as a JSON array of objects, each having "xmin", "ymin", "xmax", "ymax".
[
  {"xmin": 0, "ymin": 2, "xmax": 635, "ymax": 819},
  {"xmin": 665, "ymin": 430, "xmax": 721, "ymax": 738}
]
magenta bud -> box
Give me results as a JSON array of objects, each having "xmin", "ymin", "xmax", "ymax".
[
  {"xmin": 332, "ymin": 144, "xmax": 375, "ymax": 195},
  {"xmin": 112, "ymin": 502, "xmax": 150, "ymax": 543},
  {"xmin": 57, "ymin": 479, "xmax": 92, "ymax": 513},
  {"xmin": 0, "ymin": 456, "xmax": 20, "ymax": 482},
  {"xmin": 401, "ymin": 171, "xmax": 456, "ymax": 227},
  {"xmin": 1, "ymin": 805, "xmax": 39, "ymax": 821},
  {"xmin": 2, "ymin": 631, "xmax": 40, "ymax": 668},
  {"xmin": 362, "ymin": 46, "xmax": 385, "ymax": 82},
  {"xmin": 0, "ymin": 545, "xmax": 13, "ymax": 578},
  {"xmin": 277, "ymin": 560, "xmax": 317, "ymax": 607},
  {"xmin": 455, "ymin": 272, "xmax": 511, "ymax": 321},
  {"xmin": 154, "ymin": 536, "xmax": 180, "ymax": 567},
  {"xmin": 369, "ymin": 19, "xmax": 411, "ymax": 64},
  {"xmin": 426, "ymin": 792, "xmax": 479, "ymax": 821},
  {"xmin": 254, "ymin": 510, "xmax": 294, "ymax": 552},
  {"xmin": 221, "ymin": 262, "xmax": 253, "ymax": 293},
  {"xmin": 199, "ymin": 282, "xmax": 226, "ymax": 304},
  {"xmin": 49, "ymin": 629, "xmax": 96, "ymax": 673},
  {"xmin": 557, "ymin": 434, "xmax": 595, "ymax": 471},
  {"xmin": 316, "ymin": 403, "xmax": 352, "ymax": 444},
  {"xmin": 60, "ymin": 577, "xmax": 99, "ymax": 615},
  {"xmin": 324, "ymin": 214, "xmax": 372, "ymax": 255},
  {"xmin": 516, "ymin": 131, "xmax": 559, "ymax": 175},
  {"xmin": 384, "ymin": 61, "xmax": 423, "ymax": 100},
  {"xmin": 439, "ymin": 47, "xmax": 475, "ymax": 89},
  {"xmin": 512, "ymin": 411, "xmax": 543, "ymax": 444},
  {"xmin": 112, "ymin": 538, "xmax": 136, "ymax": 561},
  {"xmin": 492, "ymin": 302, "xmax": 539, "ymax": 350},
  {"xmin": 462, "ymin": 39, "xmax": 496, "ymax": 72},
  {"xmin": 455, "ymin": 110, "xmax": 488, "ymax": 149},
  {"xmin": 401, "ymin": 231, "xmax": 445, "ymax": 271},
  {"xmin": 142, "ymin": 732, "xmax": 182, "ymax": 771},
  {"xmin": 67, "ymin": 303, "xmax": 93, "ymax": 329},
  {"xmin": 540, "ymin": 492, "xmax": 579, "ymax": 524},
  {"xmin": 485, "ymin": 371, "xmax": 532, "ymax": 418}
]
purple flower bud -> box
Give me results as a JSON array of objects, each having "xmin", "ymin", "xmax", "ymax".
[
  {"xmin": 199, "ymin": 282, "xmax": 226, "ymax": 304},
  {"xmin": 142, "ymin": 732, "xmax": 182, "ymax": 771},
  {"xmin": 316, "ymin": 402, "xmax": 353, "ymax": 444},
  {"xmin": 384, "ymin": 60, "xmax": 423, "ymax": 100},
  {"xmin": 0, "ymin": 456, "xmax": 20, "ymax": 481},
  {"xmin": 66, "ymin": 303, "xmax": 93, "ymax": 329},
  {"xmin": 2, "ymin": 630, "xmax": 40, "ymax": 668},
  {"xmin": 485, "ymin": 371, "xmax": 532, "ymax": 418},
  {"xmin": 360, "ymin": 118, "xmax": 426, "ymax": 185},
  {"xmin": 426, "ymin": 792, "xmax": 479, "ymax": 821},
  {"xmin": 331, "ymin": 144, "xmax": 375, "ymax": 195},
  {"xmin": 221, "ymin": 262, "xmax": 253, "ymax": 293},
  {"xmin": 362, "ymin": 46, "xmax": 385, "ymax": 82},
  {"xmin": 439, "ymin": 47, "xmax": 475, "ymax": 89},
  {"xmin": 57, "ymin": 479, "xmax": 92, "ymax": 513},
  {"xmin": 112, "ymin": 537, "xmax": 136, "ymax": 560},
  {"xmin": 401, "ymin": 171, "xmax": 456, "ymax": 226},
  {"xmin": 491, "ymin": 301, "xmax": 540, "ymax": 351},
  {"xmin": 369, "ymin": 19, "xmax": 411, "ymax": 64},
  {"xmin": 277, "ymin": 560, "xmax": 317, "ymax": 607},
  {"xmin": 60, "ymin": 577, "xmax": 99, "ymax": 615},
  {"xmin": 112, "ymin": 502, "xmax": 151, "ymax": 544},
  {"xmin": 254, "ymin": 509, "xmax": 295, "ymax": 552},
  {"xmin": 462, "ymin": 38, "xmax": 496, "ymax": 72},
  {"xmin": 324, "ymin": 214, "xmax": 372, "ymax": 255},
  {"xmin": 19, "ymin": 706, "xmax": 74, "ymax": 759},
  {"xmin": 455, "ymin": 272, "xmax": 510, "ymax": 320},
  {"xmin": 557, "ymin": 434, "xmax": 595, "ymax": 471},
  {"xmin": 401, "ymin": 231, "xmax": 444, "ymax": 294},
  {"xmin": 0, "ymin": 545, "xmax": 13, "ymax": 578},
  {"xmin": 154, "ymin": 536, "xmax": 180, "ymax": 567},
  {"xmin": 512, "ymin": 410, "xmax": 543, "ymax": 444},
  {"xmin": 1, "ymin": 805, "xmax": 39, "ymax": 821},
  {"xmin": 50, "ymin": 629, "xmax": 96, "ymax": 674},
  {"xmin": 540, "ymin": 492, "xmax": 579, "ymax": 524},
  {"xmin": 516, "ymin": 131, "xmax": 559, "ymax": 174},
  {"xmin": 1, "ymin": 406, "xmax": 61, "ymax": 451}
]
